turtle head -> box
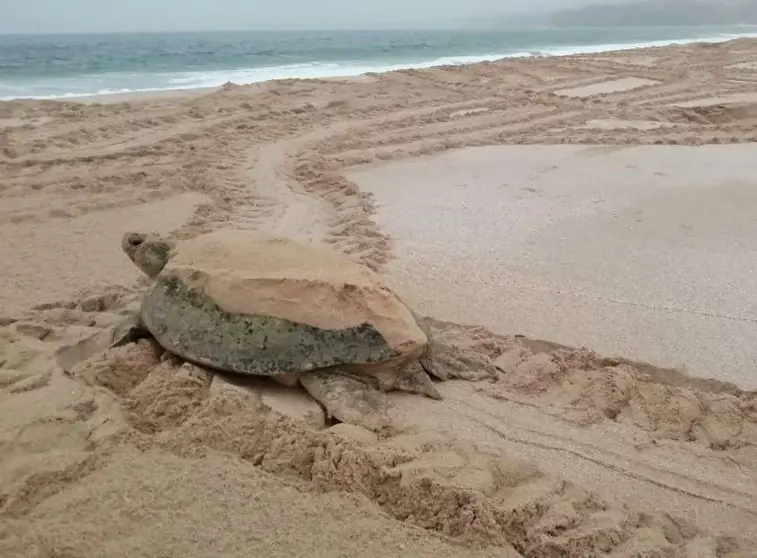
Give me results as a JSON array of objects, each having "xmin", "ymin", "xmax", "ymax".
[{"xmin": 121, "ymin": 232, "xmax": 175, "ymax": 279}]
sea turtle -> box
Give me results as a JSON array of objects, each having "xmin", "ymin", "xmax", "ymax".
[{"xmin": 111, "ymin": 228, "xmax": 448, "ymax": 431}]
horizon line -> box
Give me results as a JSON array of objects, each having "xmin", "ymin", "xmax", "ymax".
[{"xmin": 7, "ymin": 23, "xmax": 757, "ymax": 37}]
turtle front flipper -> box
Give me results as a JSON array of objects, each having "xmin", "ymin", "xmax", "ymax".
[
  {"xmin": 299, "ymin": 369, "xmax": 392, "ymax": 433},
  {"xmin": 109, "ymin": 314, "xmax": 151, "ymax": 348}
]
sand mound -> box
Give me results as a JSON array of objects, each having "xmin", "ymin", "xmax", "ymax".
[
  {"xmin": 439, "ymin": 321, "xmax": 757, "ymax": 453},
  {"xmin": 661, "ymin": 102, "xmax": 757, "ymax": 125},
  {"xmin": 1, "ymin": 308, "xmax": 751, "ymax": 557},
  {"xmin": 2, "ymin": 447, "xmax": 523, "ymax": 558}
]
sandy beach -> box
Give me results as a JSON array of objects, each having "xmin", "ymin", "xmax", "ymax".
[{"xmin": 2, "ymin": 38, "xmax": 757, "ymax": 557}]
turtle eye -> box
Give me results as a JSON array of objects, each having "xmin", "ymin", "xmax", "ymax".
[{"xmin": 128, "ymin": 234, "xmax": 144, "ymax": 247}]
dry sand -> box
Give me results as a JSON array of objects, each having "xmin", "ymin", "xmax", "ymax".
[
  {"xmin": 2, "ymin": 38, "xmax": 757, "ymax": 557},
  {"xmin": 555, "ymin": 77, "xmax": 659, "ymax": 97},
  {"xmin": 348, "ymin": 144, "xmax": 757, "ymax": 388}
]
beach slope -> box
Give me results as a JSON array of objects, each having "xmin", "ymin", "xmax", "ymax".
[{"xmin": 2, "ymin": 38, "xmax": 757, "ymax": 557}]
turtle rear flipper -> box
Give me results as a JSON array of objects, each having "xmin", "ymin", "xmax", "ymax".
[
  {"xmin": 299, "ymin": 369, "xmax": 391, "ymax": 433},
  {"xmin": 109, "ymin": 314, "xmax": 150, "ymax": 348},
  {"xmin": 395, "ymin": 365, "xmax": 442, "ymax": 400},
  {"xmin": 410, "ymin": 311, "xmax": 452, "ymax": 382},
  {"xmin": 419, "ymin": 350, "xmax": 449, "ymax": 381}
]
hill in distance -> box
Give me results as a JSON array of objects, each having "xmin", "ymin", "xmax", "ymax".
[{"xmin": 550, "ymin": 0, "xmax": 757, "ymax": 27}]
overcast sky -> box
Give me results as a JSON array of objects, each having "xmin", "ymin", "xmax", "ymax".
[{"xmin": 0, "ymin": 0, "xmax": 606, "ymax": 34}]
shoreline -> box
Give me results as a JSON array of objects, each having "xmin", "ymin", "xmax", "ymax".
[{"xmin": 3, "ymin": 32, "xmax": 757, "ymax": 104}]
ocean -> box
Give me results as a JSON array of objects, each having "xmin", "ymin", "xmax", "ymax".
[{"xmin": 2, "ymin": 26, "xmax": 757, "ymax": 100}]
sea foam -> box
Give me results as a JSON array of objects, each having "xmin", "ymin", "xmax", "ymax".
[{"xmin": 2, "ymin": 30, "xmax": 756, "ymax": 101}]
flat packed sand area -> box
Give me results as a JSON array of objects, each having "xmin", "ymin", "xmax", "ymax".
[
  {"xmin": 2, "ymin": 38, "xmax": 757, "ymax": 557},
  {"xmin": 348, "ymin": 144, "xmax": 757, "ymax": 388}
]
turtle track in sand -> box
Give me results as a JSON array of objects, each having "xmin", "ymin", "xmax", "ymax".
[{"xmin": 5, "ymin": 40, "xmax": 757, "ymax": 273}]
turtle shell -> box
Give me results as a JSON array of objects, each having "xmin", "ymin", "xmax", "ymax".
[{"xmin": 140, "ymin": 229, "xmax": 427, "ymax": 376}]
